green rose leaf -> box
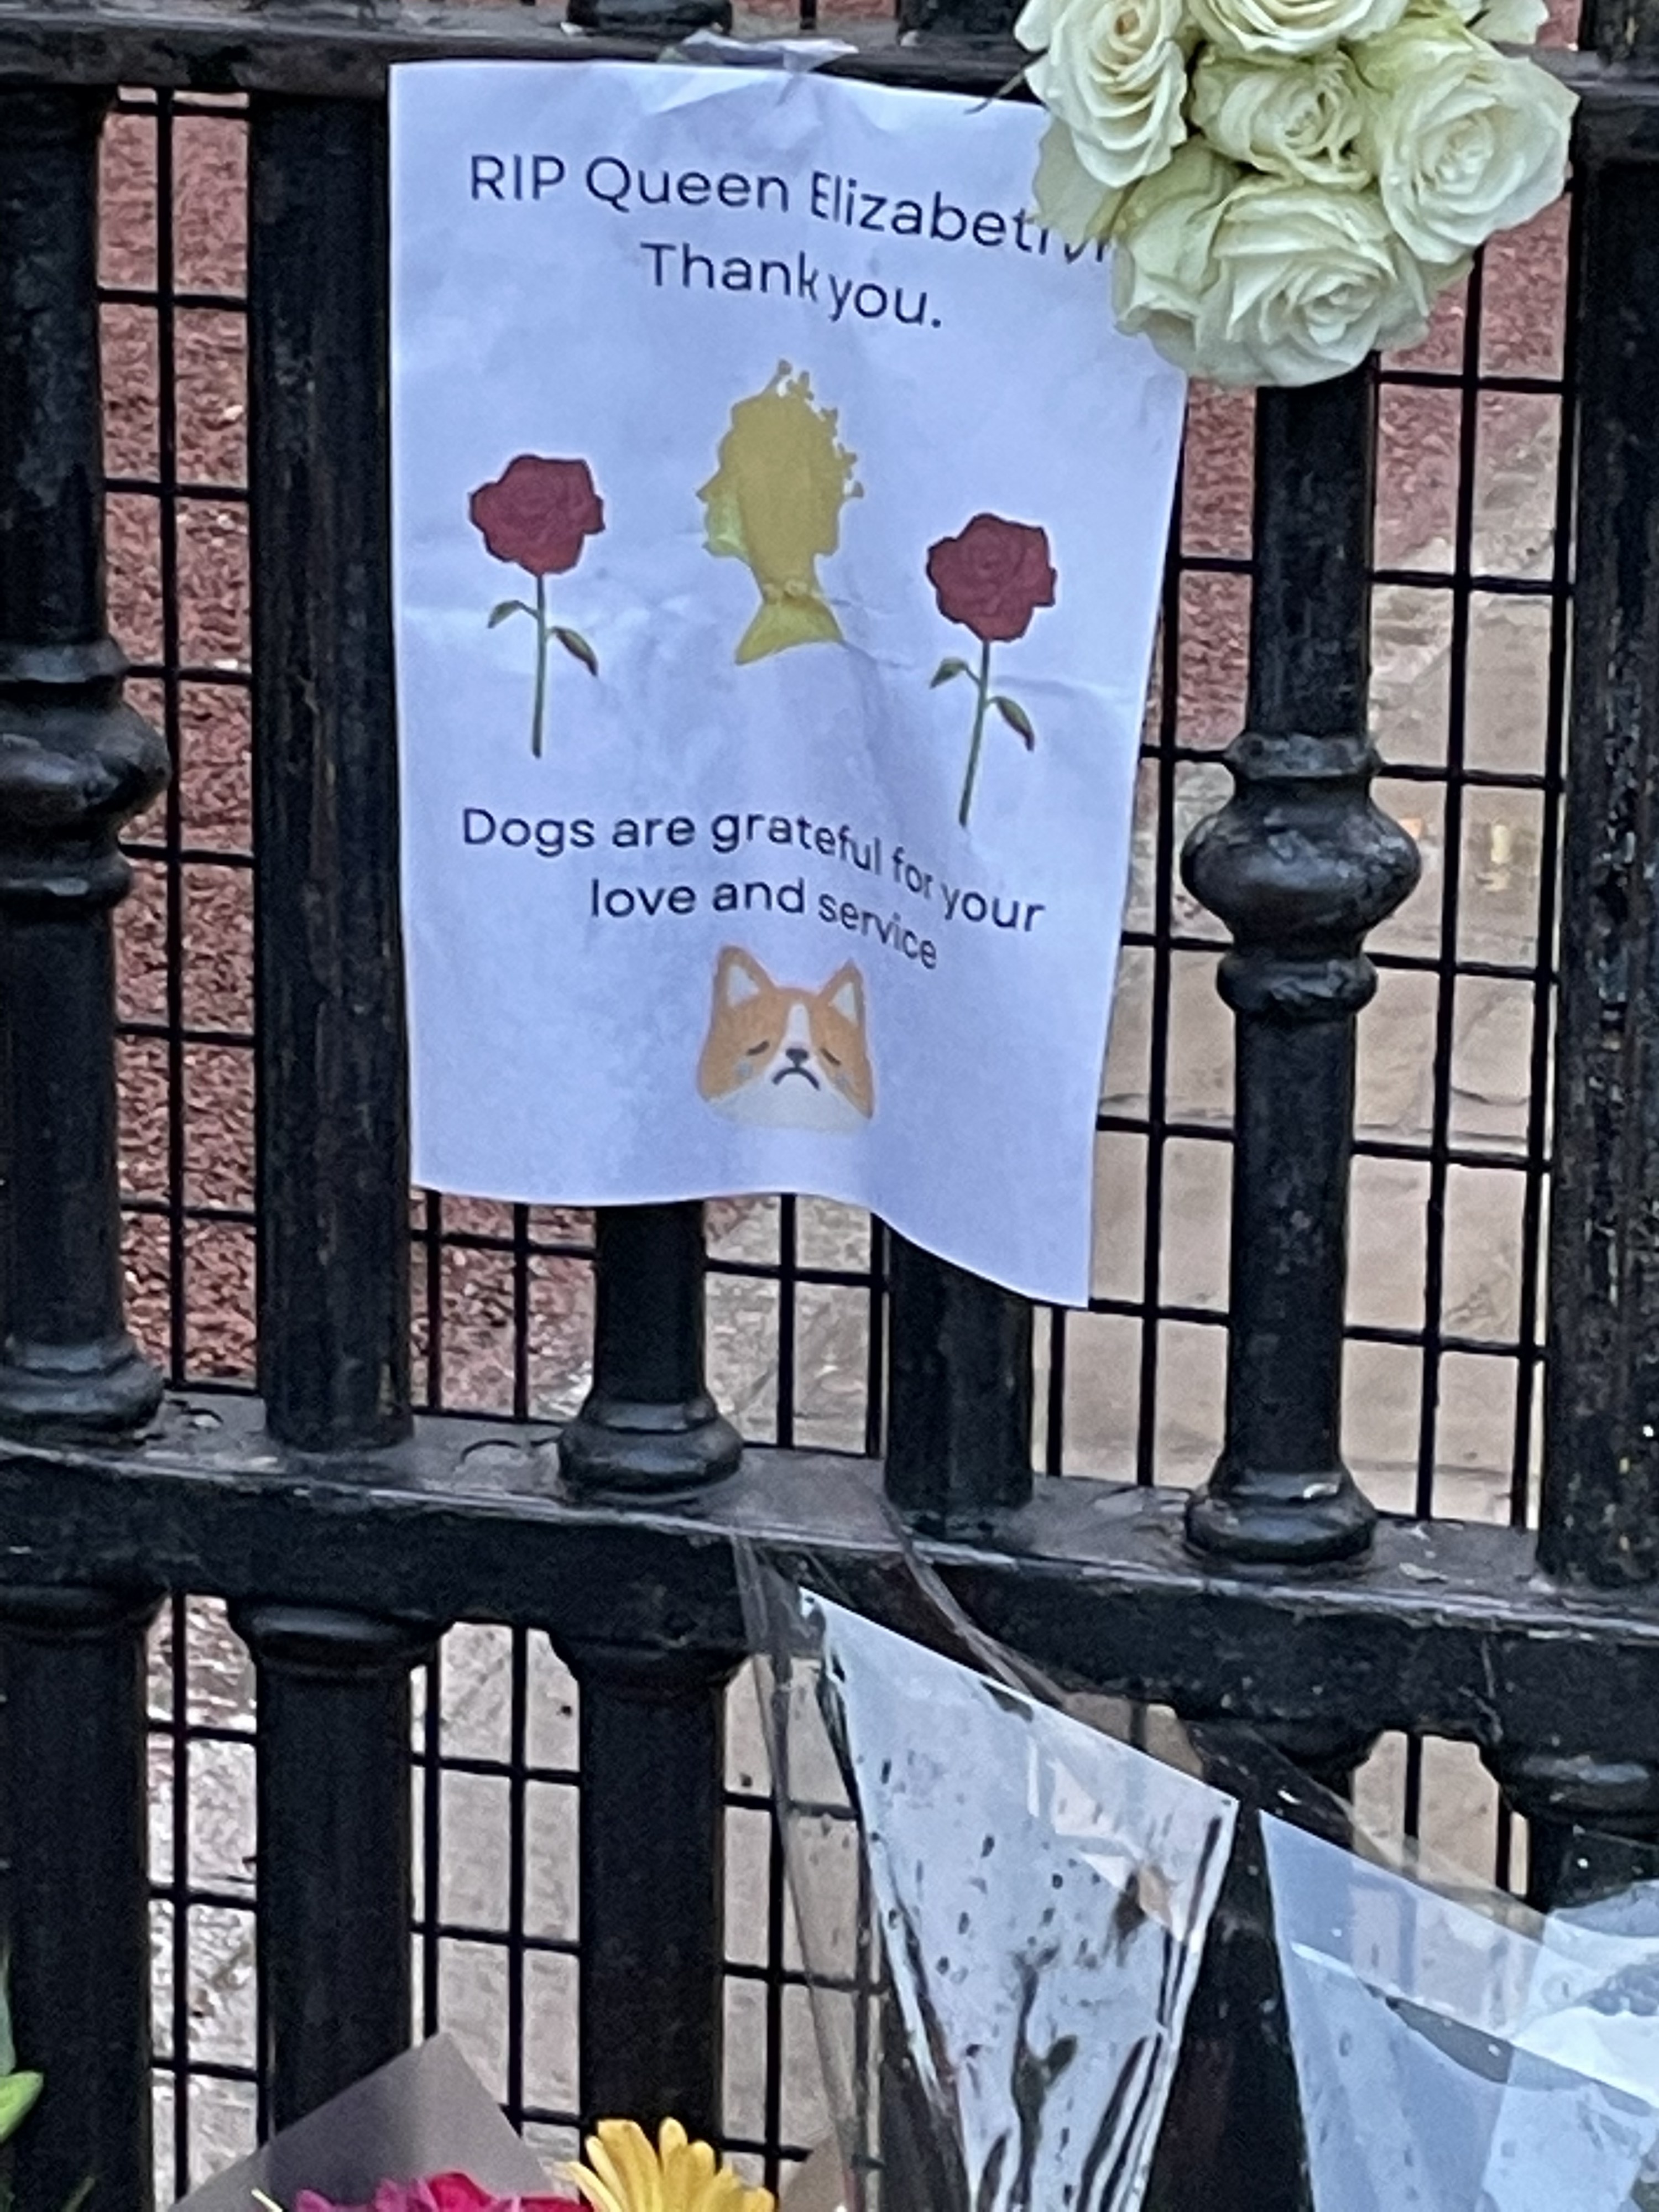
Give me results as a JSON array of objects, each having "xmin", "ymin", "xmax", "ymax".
[
  {"xmin": 487, "ymin": 599, "xmax": 535, "ymax": 628},
  {"xmin": 993, "ymin": 695, "xmax": 1037, "ymax": 747},
  {"xmin": 554, "ymin": 627, "xmax": 599, "ymax": 676},
  {"xmin": 930, "ymin": 657, "xmax": 972, "ymax": 688}
]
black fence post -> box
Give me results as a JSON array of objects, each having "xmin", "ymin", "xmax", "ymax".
[
  {"xmin": 897, "ymin": 0, "xmax": 1025, "ymax": 48},
  {"xmin": 249, "ymin": 102, "xmax": 409, "ymax": 1465},
  {"xmin": 562, "ymin": 0, "xmax": 731, "ymax": 53},
  {"xmin": 1183, "ymin": 373, "xmax": 1418, "ymax": 1565},
  {"xmin": 560, "ymin": 1204, "xmax": 741, "ymax": 1495},
  {"xmin": 1534, "ymin": 171, "xmax": 1659, "ymax": 1597},
  {"xmin": 1491, "ymin": 60, "xmax": 1659, "ymax": 1907},
  {"xmin": 0, "ymin": 1590, "xmax": 159, "ymax": 2212},
  {"xmin": 556, "ymin": 1204, "xmax": 740, "ymax": 2140},
  {"xmin": 230, "ymin": 1604, "xmax": 436, "ymax": 2126},
  {"xmin": 884, "ymin": 1233, "xmax": 1032, "ymax": 1536},
  {"xmin": 562, "ymin": 1643, "xmax": 736, "ymax": 2142},
  {"xmin": 0, "ymin": 83, "xmax": 167, "ymax": 2212},
  {"xmin": 551, "ymin": 1164, "xmax": 740, "ymax": 2134},
  {"xmin": 239, "ymin": 83, "xmax": 435, "ymax": 2128},
  {"xmin": 0, "ymin": 87, "xmax": 168, "ymax": 1438}
]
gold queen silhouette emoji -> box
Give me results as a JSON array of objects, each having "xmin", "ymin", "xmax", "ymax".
[{"xmin": 698, "ymin": 363, "xmax": 862, "ymax": 665}]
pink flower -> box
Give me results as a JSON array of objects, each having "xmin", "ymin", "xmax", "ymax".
[{"xmin": 295, "ymin": 2176, "xmax": 582, "ymax": 2212}]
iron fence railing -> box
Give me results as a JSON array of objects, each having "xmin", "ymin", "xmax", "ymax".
[{"xmin": 1, "ymin": 2, "xmax": 1657, "ymax": 2208}]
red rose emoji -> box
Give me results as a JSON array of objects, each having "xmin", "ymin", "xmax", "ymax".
[
  {"xmin": 469, "ymin": 456, "xmax": 603, "ymax": 756},
  {"xmin": 925, "ymin": 514, "xmax": 1056, "ymax": 828},
  {"xmin": 925, "ymin": 514, "xmax": 1056, "ymax": 645},
  {"xmin": 469, "ymin": 456, "xmax": 604, "ymax": 578}
]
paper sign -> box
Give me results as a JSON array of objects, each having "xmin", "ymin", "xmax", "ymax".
[{"xmin": 390, "ymin": 61, "xmax": 1184, "ymax": 1301}]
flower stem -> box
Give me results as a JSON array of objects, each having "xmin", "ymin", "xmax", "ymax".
[
  {"xmin": 531, "ymin": 572, "xmax": 549, "ymax": 759},
  {"xmin": 958, "ymin": 637, "xmax": 993, "ymax": 829}
]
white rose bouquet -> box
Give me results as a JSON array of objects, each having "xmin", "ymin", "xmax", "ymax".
[{"xmin": 1017, "ymin": 0, "xmax": 1575, "ymax": 384}]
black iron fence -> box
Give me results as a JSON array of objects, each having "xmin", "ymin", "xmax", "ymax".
[{"xmin": 1, "ymin": 0, "xmax": 1657, "ymax": 2207}]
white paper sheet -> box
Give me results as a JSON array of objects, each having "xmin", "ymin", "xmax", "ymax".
[{"xmin": 390, "ymin": 60, "xmax": 1185, "ymax": 1301}]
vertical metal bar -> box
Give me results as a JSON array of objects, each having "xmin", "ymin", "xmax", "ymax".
[
  {"xmin": 1536, "ymin": 147, "xmax": 1659, "ymax": 1590},
  {"xmin": 419, "ymin": 1644, "xmax": 444, "ymax": 2039},
  {"xmin": 1183, "ymin": 372, "xmax": 1418, "ymax": 1564},
  {"xmin": 155, "ymin": 90, "xmax": 191, "ymax": 1389},
  {"xmin": 776, "ymin": 1194, "xmax": 799, "ymax": 1448},
  {"xmin": 560, "ymin": 1644, "xmax": 737, "ymax": 2143},
  {"xmin": 563, "ymin": 0, "xmax": 729, "ymax": 38},
  {"xmin": 1412, "ymin": 263, "xmax": 1486, "ymax": 1523},
  {"xmin": 512, "ymin": 1203, "xmax": 532, "ymax": 1422},
  {"xmin": 249, "ymin": 90, "xmax": 409, "ymax": 1458},
  {"xmin": 169, "ymin": 1601, "xmax": 194, "ymax": 2197},
  {"xmin": 884, "ymin": 1233, "xmax": 1032, "ymax": 1535},
  {"xmin": 421, "ymin": 1188, "xmax": 445, "ymax": 1410},
  {"xmin": 560, "ymin": 1203, "xmax": 740, "ymax": 1493},
  {"xmin": 1488, "ymin": 1742, "xmax": 1659, "ymax": 1912},
  {"xmin": 241, "ymin": 84, "xmax": 435, "ymax": 2125},
  {"xmin": 1044, "ymin": 1306, "xmax": 1067, "ymax": 1475},
  {"xmin": 505, "ymin": 1626, "xmax": 530, "ymax": 2130},
  {"xmin": 897, "ymin": 0, "xmax": 1022, "ymax": 43},
  {"xmin": 231, "ymin": 1605, "xmax": 436, "ymax": 2130},
  {"xmin": 0, "ymin": 1590, "xmax": 159, "ymax": 2212},
  {"xmin": 555, "ymin": 1215, "xmax": 739, "ymax": 2136},
  {"xmin": 0, "ymin": 82, "xmax": 166, "ymax": 2212},
  {"xmin": 1508, "ymin": 194, "xmax": 1579, "ymax": 1535},
  {"xmin": 553, "ymin": 1178, "xmax": 740, "ymax": 2131},
  {"xmin": 863, "ymin": 1217, "xmax": 886, "ymax": 1460},
  {"xmin": 1494, "ymin": 93, "xmax": 1659, "ymax": 1909},
  {"xmin": 1583, "ymin": 0, "xmax": 1659, "ymax": 61},
  {"xmin": 0, "ymin": 87, "xmax": 168, "ymax": 1436}
]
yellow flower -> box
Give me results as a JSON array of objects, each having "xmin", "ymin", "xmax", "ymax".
[{"xmin": 567, "ymin": 2119, "xmax": 775, "ymax": 2212}]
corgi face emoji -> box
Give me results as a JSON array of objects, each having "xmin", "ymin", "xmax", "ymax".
[{"xmin": 697, "ymin": 947, "xmax": 875, "ymax": 1134}]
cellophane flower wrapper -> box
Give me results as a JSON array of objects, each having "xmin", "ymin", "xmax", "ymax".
[
  {"xmin": 170, "ymin": 2035, "xmax": 557, "ymax": 2210},
  {"xmin": 740, "ymin": 1554, "xmax": 1238, "ymax": 2212},
  {"xmin": 1263, "ymin": 1812, "xmax": 1659, "ymax": 2209},
  {"xmin": 739, "ymin": 1547, "xmax": 1659, "ymax": 2210}
]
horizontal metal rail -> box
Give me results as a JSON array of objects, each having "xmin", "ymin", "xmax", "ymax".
[
  {"xmin": 5, "ymin": 1391, "xmax": 1659, "ymax": 1757},
  {"xmin": 0, "ymin": 0, "xmax": 1651, "ymax": 142},
  {"xmin": 0, "ymin": 0, "xmax": 1017, "ymax": 94}
]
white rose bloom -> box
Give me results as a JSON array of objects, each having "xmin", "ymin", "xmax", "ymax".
[
  {"xmin": 1031, "ymin": 118, "xmax": 1128, "ymax": 244},
  {"xmin": 1356, "ymin": 20, "xmax": 1575, "ymax": 263},
  {"xmin": 1018, "ymin": 0, "xmax": 1190, "ymax": 189},
  {"xmin": 1188, "ymin": 0, "xmax": 1406, "ymax": 61},
  {"xmin": 1114, "ymin": 149, "xmax": 1441, "ymax": 384},
  {"xmin": 1190, "ymin": 49, "xmax": 1370, "ymax": 189},
  {"xmin": 1110, "ymin": 139, "xmax": 1242, "ymax": 369}
]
